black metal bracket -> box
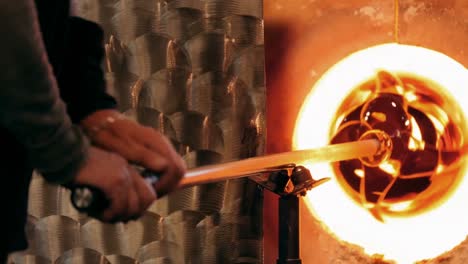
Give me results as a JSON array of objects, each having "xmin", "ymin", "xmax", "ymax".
[
  {"xmin": 250, "ymin": 165, "xmax": 329, "ymax": 264},
  {"xmin": 248, "ymin": 165, "xmax": 329, "ymax": 197}
]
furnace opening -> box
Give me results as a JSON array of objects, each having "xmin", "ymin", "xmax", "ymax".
[
  {"xmin": 330, "ymin": 70, "xmax": 466, "ymax": 222},
  {"xmin": 294, "ymin": 43, "xmax": 468, "ymax": 263}
]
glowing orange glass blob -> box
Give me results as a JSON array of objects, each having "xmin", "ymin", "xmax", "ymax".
[
  {"xmin": 330, "ymin": 70, "xmax": 465, "ymax": 221},
  {"xmin": 294, "ymin": 43, "xmax": 468, "ymax": 263}
]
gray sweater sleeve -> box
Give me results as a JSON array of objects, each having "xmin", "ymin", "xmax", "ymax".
[{"xmin": 0, "ymin": 0, "xmax": 89, "ymax": 184}]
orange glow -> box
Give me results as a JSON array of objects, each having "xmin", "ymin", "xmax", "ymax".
[{"xmin": 293, "ymin": 43, "xmax": 468, "ymax": 263}]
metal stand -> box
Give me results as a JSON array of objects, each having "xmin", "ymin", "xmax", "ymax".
[
  {"xmin": 277, "ymin": 195, "xmax": 301, "ymax": 264},
  {"xmin": 250, "ymin": 165, "xmax": 328, "ymax": 264}
]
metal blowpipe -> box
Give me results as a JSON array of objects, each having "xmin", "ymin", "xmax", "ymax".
[
  {"xmin": 71, "ymin": 139, "xmax": 380, "ymax": 214},
  {"xmin": 180, "ymin": 138, "xmax": 380, "ymax": 187}
]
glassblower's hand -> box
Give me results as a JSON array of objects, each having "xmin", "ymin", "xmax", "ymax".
[
  {"xmin": 71, "ymin": 146, "xmax": 157, "ymax": 222},
  {"xmin": 80, "ymin": 110, "xmax": 186, "ymax": 197}
]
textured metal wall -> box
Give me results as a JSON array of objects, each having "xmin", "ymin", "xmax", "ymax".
[{"xmin": 8, "ymin": 0, "xmax": 264, "ymax": 263}]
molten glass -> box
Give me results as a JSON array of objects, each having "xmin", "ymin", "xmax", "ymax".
[
  {"xmin": 294, "ymin": 43, "xmax": 468, "ymax": 263},
  {"xmin": 330, "ymin": 70, "xmax": 466, "ymax": 221}
]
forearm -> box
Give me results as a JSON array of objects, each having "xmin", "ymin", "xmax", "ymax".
[
  {"xmin": 0, "ymin": 0, "xmax": 88, "ymax": 183},
  {"xmin": 59, "ymin": 17, "xmax": 117, "ymax": 123}
]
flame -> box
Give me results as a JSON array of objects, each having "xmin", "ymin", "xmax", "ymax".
[{"xmin": 293, "ymin": 43, "xmax": 468, "ymax": 263}]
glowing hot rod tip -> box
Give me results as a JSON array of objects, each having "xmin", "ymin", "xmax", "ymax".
[{"xmin": 359, "ymin": 129, "xmax": 392, "ymax": 167}]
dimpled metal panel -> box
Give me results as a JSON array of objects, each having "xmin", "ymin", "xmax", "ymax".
[{"xmin": 10, "ymin": 1, "xmax": 264, "ymax": 263}]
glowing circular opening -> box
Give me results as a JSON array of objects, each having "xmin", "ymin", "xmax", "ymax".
[{"xmin": 293, "ymin": 43, "xmax": 468, "ymax": 263}]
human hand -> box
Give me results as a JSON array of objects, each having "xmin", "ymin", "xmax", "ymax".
[
  {"xmin": 71, "ymin": 146, "xmax": 156, "ymax": 222},
  {"xmin": 80, "ymin": 109, "xmax": 186, "ymax": 197}
]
